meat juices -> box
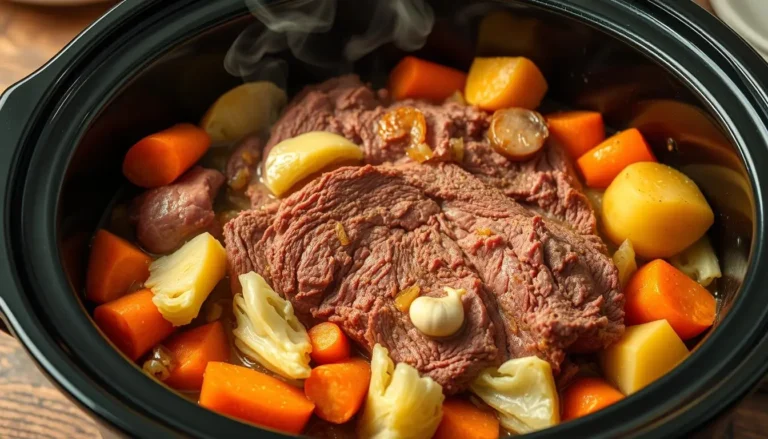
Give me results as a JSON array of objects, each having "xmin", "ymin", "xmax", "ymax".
[
  {"xmin": 132, "ymin": 166, "xmax": 225, "ymax": 254},
  {"xmin": 265, "ymin": 74, "xmax": 596, "ymax": 234},
  {"xmin": 224, "ymin": 164, "xmax": 623, "ymax": 393}
]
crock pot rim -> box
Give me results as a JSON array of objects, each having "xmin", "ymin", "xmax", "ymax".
[{"xmin": 1, "ymin": 0, "xmax": 767, "ymax": 438}]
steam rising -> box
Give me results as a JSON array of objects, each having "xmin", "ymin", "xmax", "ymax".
[
  {"xmin": 344, "ymin": 0, "xmax": 434, "ymax": 61},
  {"xmin": 225, "ymin": 0, "xmax": 435, "ymax": 87}
]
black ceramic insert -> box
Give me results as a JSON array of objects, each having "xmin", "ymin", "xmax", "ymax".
[{"xmin": 0, "ymin": 0, "xmax": 767, "ymax": 438}]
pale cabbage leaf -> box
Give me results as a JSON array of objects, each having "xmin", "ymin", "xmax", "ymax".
[
  {"xmin": 470, "ymin": 356, "xmax": 560, "ymax": 434},
  {"xmin": 232, "ymin": 272, "xmax": 312, "ymax": 380},
  {"xmin": 613, "ymin": 239, "xmax": 638, "ymax": 288},
  {"xmin": 358, "ymin": 344, "xmax": 444, "ymax": 439},
  {"xmin": 669, "ymin": 235, "xmax": 722, "ymax": 287}
]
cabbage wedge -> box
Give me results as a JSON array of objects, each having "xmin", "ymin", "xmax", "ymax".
[
  {"xmin": 470, "ymin": 356, "xmax": 559, "ymax": 434},
  {"xmin": 669, "ymin": 235, "xmax": 722, "ymax": 287},
  {"xmin": 358, "ymin": 344, "xmax": 444, "ymax": 439},
  {"xmin": 232, "ymin": 272, "xmax": 312, "ymax": 380}
]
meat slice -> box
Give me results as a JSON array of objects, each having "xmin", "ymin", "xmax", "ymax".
[
  {"xmin": 225, "ymin": 166, "xmax": 503, "ymax": 393},
  {"xmin": 224, "ymin": 163, "xmax": 623, "ymax": 392},
  {"xmin": 225, "ymin": 202, "xmax": 279, "ymax": 294},
  {"xmin": 264, "ymin": 75, "xmax": 596, "ymax": 234},
  {"xmin": 132, "ymin": 166, "xmax": 225, "ymax": 254},
  {"xmin": 395, "ymin": 163, "xmax": 623, "ymax": 364}
]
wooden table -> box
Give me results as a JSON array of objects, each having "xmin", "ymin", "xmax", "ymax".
[{"xmin": 0, "ymin": 0, "xmax": 766, "ymax": 438}]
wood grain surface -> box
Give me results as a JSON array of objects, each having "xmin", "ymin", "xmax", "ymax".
[{"xmin": 0, "ymin": 0, "xmax": 765, "ymax": 438}]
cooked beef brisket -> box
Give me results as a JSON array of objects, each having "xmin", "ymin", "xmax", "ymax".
[
  {"xmin": 264, "ymin": 75, "xmax": 595, "ymax": 234},
  {"xmin": 224, "ymin": 163, "xmax": 622, "ymax": 393}
]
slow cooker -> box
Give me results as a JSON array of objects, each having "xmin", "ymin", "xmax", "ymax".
[{"xmin": 1, "ymin": 0, "xmax": 767, "ymax": 437}]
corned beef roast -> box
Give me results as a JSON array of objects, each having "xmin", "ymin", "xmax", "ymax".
[
  {"xmin": 225, "ymin": 163, "xmax": 623, "ymax": 393},
  {"xmin": 261, "ymin": 74, "xmax": 596, "ymax": 234}
]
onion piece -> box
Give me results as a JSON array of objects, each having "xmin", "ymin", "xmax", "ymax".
[
  {"xmin": 336, "ymin": 221, "xmax": 351, "ymax": 246},
  {"xmin": 488, "ymin": 108, "xmax": 549, "ymax": 161},
  {"xmin": 395, "ymin": 285, "xmax": 421, "ymax": 312},
  {"xmin": 378, "ymin": 106, "xmax": 427, "ymax": 144},
  {"xmin": 406, "ymin": 143, "xmax": 434, "ymax": 163}
]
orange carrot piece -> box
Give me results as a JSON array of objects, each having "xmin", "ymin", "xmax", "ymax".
[
  {"xmin": 199, "ymin": 362, "xmax": 315, "ymax": 434},
  {"xmin": 561, "ymin": 377, "xmax": 624, "ymax": 421},
  {"xmin": 93, "ymin": 289, "xmax": 174, "ymax": 361},
  {"xmin": 122, "ymin": 123, "xmax": 211, "ymax": 188},
  {"xmin": 308, "ymin": 322, "xmax": 351, "ymax": 365},
  {"xmin": 303, "ymin": 359, "xmax": 371, "ymax": 424},
  {"xmin": 389, "ymin": 56, "xmax": 468, "ymax": 102},
  {"xmin": 624, "ymin": 259, "xmax": 716, "ymax": 340},
  {"xmin": 163, "ymin": 321, "xmax": 230, "ymax": 391},
  {"xmin": 433, "ymin": 398, "xmax": 499, "ymax": 439},
  {"xmin": 86, "ymin": 229, "xmax": 152, "ymax": 303},
  {"xmin": 546, "ymin": 111, "xmax": 605, "ymax": 158},
  {"xmin": 464, "ymin": 56, "xmax": 548, "ymax": 111},
  {"xmin": 576, "ymin": 128, "xmax": 656, "ymax": 188}
]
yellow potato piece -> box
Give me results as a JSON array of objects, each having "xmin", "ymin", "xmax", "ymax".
[
  {"xmin": 602, "ymin": 162, "xmax": 714, "ymax": 259},
  {"xmin": 264, "ymin": 131, "xmax": 363, "ymax": 197},
  {"xmin": 146, "ymin": 232, "xmax": 227, "ymax": 326},
  {"xmin": 599, "ymin": 320, "xmax": 689, "ymax": 395},
  {"xmin": 464, "ymin": 57, "xmax": 548, "ymax": 111},
  {"xmin": 200, "ymin": 81, "xmax": 287, "ymax": 143}
]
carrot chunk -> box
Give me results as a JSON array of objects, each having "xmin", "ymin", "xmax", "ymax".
[
  {"xmin": 86, "ymin": 229, "xmax": 152, "ymax": 303},
  {"xmin": 199, "ymin": 362, "xmax": 315, "ymax": 434},
  {"xmin": 303, "ymin": 359, "xmax": 371, "ymax": 424},
  {"xmin": 389, "ymin": 56, "xmax": 468, "ymax": 102},
  {"xmin": 561, "ymin": 377, "xmax": 624, "ymax": 421},
  {"xmin": 93, "ymin": 289, "xmax": 174, "ymax": 361},
  {"xmin": 576, "ymin": 128, "xmax": 656, "ymax": 188},
  {"xmin": 546, "ymin": 111, "xmax": 605, "ymax": 158},
  {"xmin": 465, "ymin": 56, "xmax": 548, "ymax": 111},
  {"xmin": 122, "ymin": 123, "xmax": 211, "ymax": 188},
  {"xmin": 308, "ymin": 322, "xmax": 351, "ymax": 365},
  {"xmin": 433, "ymin": 398, "xmax": 499, "ymax": 439},
  {"xmin": 624, "ymin": 259, "xmax": 716, "ymax": 340},
  {"xmin": 163, "ymin": 321, "xmax": 230, "ymax": 391}
]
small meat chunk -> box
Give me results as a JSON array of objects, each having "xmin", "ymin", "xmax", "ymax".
[
  {"xmin": 132, "ymin": 166, "xmax": 225, "ymax": 254},
  {"xmin": 226, "ymin": 135, "xmax": 262, "ymax": 191}
]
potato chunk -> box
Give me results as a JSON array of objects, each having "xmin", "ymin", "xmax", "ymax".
[
  {"xmin": 200, "ymin": 81, "xmax": 287, "ymax": 143},
  {"xmin": 599, "ymin": 320, "xmax": 689, "ymax": 395},
  {"xmin": 465, "ymin": 57, "xmax": 548, "ymax": 111},
  {"xmin": 264, "ymin": 131, "xmax": 363, "ymax": 197},
  {"xmin": 602, "ymin": 162, "xmax": 714, "ymax": 259},
  {"xmin": 146, "ymin": 232, "xmax": 227, "ymax": 326}
]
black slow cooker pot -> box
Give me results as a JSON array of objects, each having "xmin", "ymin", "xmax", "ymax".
[{"xmin": 1, "ymin": 0, "xmax": 767, "ymax": 437}]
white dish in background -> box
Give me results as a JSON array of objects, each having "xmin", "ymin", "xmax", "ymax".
[{"xmin": 711, "ymin": 0, "xmax": 768, "ymax": 62}]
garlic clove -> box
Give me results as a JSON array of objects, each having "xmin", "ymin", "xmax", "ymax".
[{"xmin": 409, "ymin": 287, "xmax": 466, "ymax": 337}]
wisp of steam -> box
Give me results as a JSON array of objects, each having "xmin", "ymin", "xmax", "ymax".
[{"xmin": 224, "ymin": 0, "xmax": 435, "ymax": 89}]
